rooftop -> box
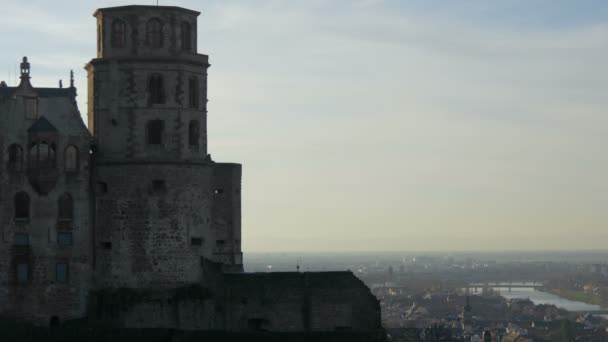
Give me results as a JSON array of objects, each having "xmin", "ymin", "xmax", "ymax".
[{"xmin": 93, "ymin": 5, "xmax": 200, "ymax": 17}]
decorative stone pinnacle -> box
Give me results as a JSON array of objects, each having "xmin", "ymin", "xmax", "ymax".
[{"xmin": 20, "ymin": 56, "xmax": 30, "ymax": 80}]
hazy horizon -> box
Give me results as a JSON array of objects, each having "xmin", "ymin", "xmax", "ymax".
[{"xmin": 1, "ymin": 0, "xmax": 607, "ymax": 252}]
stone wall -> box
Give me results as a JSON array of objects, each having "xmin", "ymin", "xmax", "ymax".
[
  {"xmin": 94, "ymin": 163, "xmax": 213, "ymax": 288},
  {"xmin": 93, "ymin": 272, "xmax": 382, "ymax": 333},
  {"xmin": 222, "ymin": 272, "xmax": 382, "ymax": 332}
]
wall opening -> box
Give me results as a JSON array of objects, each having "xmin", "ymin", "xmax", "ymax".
[
  {"xmin": 65, "ymin": 145, "xmax": 79, "ymax": 171},
  {"xmin": 49, "ymin": 316, "xmax": 60, "ymax": 328},
  {"xmin": 58, "ymin": 193, "xmax": 74, "ymax": 221},
  {"xmin": 188, "ymin": 120, "xmax": 199, "ymax": 147},
  {"xmin": 57, "ymin": 232, "xmax": 73, "ymax": 247},
  {"xmin": 188, "ymin": 77, "xmax": 199, "ymax": 108},
  {"xmin": 55, "ymin": 263, "xmax": 69, "ymax": 283},
  {"xmin": 95, "ymin": 182, "xmax": 108, "ymax": 195},
  {"xmin": 14, "ymin": 233, "xmax": 30, "ymax": 246},
  {"xmin": 111, "ymin": 19, "xmax": 126, "ymax": 48},
  {"xmin": 181, "ymin": 21, "xmax": 192, "ymax": 51},
  {"xmin": 148, "ymin": 74, "xmax": 165, "ymax": 105},
  {"xmin": 248, "ymin": 318, "xmax": 270, "ymax": 332},
  {"xmin": 150, "ymin": 180, "xmax": 167, "ymax": 195},
  {"xmin": 146, "ymin": 18, "xmax": 163, "ymax": 48},
  {"xmin": 7, "ymin": 144, "xmax": 23, "ymax": 171},
  {"xmin": 16, "ymin": 263, "xmax": 29, "ymax": 284},
  {"xmin": 14, "ymin": 192, "xmax": 30, "ymax": 220},
  {"xmin": 147, "ymin": 120, "xmax": 164, "ymax": 145}
]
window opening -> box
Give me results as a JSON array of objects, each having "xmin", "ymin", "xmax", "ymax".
[
  {"xmin": 8, "ymin": 144, "xmax": 23, "ymax": 170},
  {"xmin": 146, "ymin": 18, "xmax": 163, "ymax": 48},
  {"xmin": 65, "ymin": 145, "xmax": 79, "ymax": 171},
  {"xmin": 16, "ymin": 263, "xmax": 29, "ymax": 284},
  {"xmin": 58, "ymin": 193, "xmax": 74, "ymax": 221},
  {"xmin": 148, "ymin": 74, "xmax": 165, "ymax": 104},
  {"xmin": 14, "ymin": 233, "xmax": 29, "ymax": 246},
  {"xmin": 111, "ymin": 19, "xmax": 126, "ymax": 48},
  {"xmin": 181, "ymin": 21, "xmax": 192, "ymax": 51},
  {"xmin": 56, "ymin": 263, "xmax": 68, "ymax": 283},
  {"xmin": 147, "ymin": 120, "xmax": 164, "ymax": 145},
  {"xmin": 57, "ymin": 232, "xmax": 73, "ymax": 247},
  {"xmin": 188, "ymin": 120, "xmax": 199, "ymax": 146},
  {"xmin": 14, "ymin": 192, "xmax": 30, "ymax": 219}
]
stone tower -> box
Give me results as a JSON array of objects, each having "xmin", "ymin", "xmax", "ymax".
[{"xmin": 86, "ymin": 5, "xmax": 243, "ymax": 289}]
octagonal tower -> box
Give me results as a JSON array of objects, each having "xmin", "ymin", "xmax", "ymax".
[{"xmin": 86, "ymin": 5, "xmax": 242, "ymax": 289}]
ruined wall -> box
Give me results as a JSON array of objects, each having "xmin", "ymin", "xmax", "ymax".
[
  {"xmin": 0, "ymin": 86, "xmax": 92, "ymax": 325},
  {"xmin": 211, "ymin": 163, "xmax": 243, "ymax": 271},
  {"xmin": 94, "ymin": 163, "xmax": 214, "ymax": 288}
]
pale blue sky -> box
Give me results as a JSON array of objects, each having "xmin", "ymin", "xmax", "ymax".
[{"xmin": 1, "ymin": 1, "xmax": 607, "ymax": 252}]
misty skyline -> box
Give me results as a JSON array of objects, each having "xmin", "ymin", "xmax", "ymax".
[{"xmin": 1, "ymin": 0, "xmax": 607, "ymax": 252}]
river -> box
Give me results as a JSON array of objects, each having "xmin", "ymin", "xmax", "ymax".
[{"xmin": 469, "ymin": 286, "xmax": 602, "ymax": 312}]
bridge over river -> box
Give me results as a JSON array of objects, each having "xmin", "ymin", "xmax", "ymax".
[
  {"xmin": 468, "ymin": 282, "xmax": 544, "ymax": 290},
  {"xmin": 468, "ymin": 282, "xmax": 608, "ymax": 314}
]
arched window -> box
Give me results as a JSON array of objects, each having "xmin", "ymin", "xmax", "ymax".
[
  {"xmin": 147, "ymin": 120, "xmax": 164, "ymax": 145},
  {"xmin": 148, "ymin": 73, "xmax": 165, "ymax": 105},
  {"xmin": 58, "ymin": 193, "xmax": 73, "ymax": 221},
  {"xmin": 111, "ymin": 19, "xmax": 127, "ymax": 48},
  {"xmin": 181, "ymin": 21, "xmax": 192, "ymax": 51},
  {"xmin": 8, "ymin": 144, "xmax": 23, "ymax": 170},
  {"xmin": 29, "ymin": 141, "xmax": 56, "ymax": 168},
  {"xmin": 189, "ymin": 120, "xmax": 199, "ymax": 147},
  {"xmin": 146, "ymin": 18, "xmax": 163, "ymax": 48},
  {"xmin": 188, "ymin": 76, "xmax": 199, "ymax": 108},
  {"xmin": 14, "ymin": 192, "xmax": 30, "ymax": 219},
  {"xmin": 65, "ymin": 145, "xmax": 79, "ymax": 171}
]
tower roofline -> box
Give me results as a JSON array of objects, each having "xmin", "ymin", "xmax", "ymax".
[{"xmin": 93, "ymin": 5, "xmax": 200, "ymax": 17}]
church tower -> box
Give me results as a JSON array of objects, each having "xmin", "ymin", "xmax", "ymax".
[{"xmin": 86, "ymin": 5, "xmax": 242, "ymax": 289}]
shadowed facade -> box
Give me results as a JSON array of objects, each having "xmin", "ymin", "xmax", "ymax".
[{"xmin": 0, "ymin": 5, "xmax": 381, "ymax": 334}]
